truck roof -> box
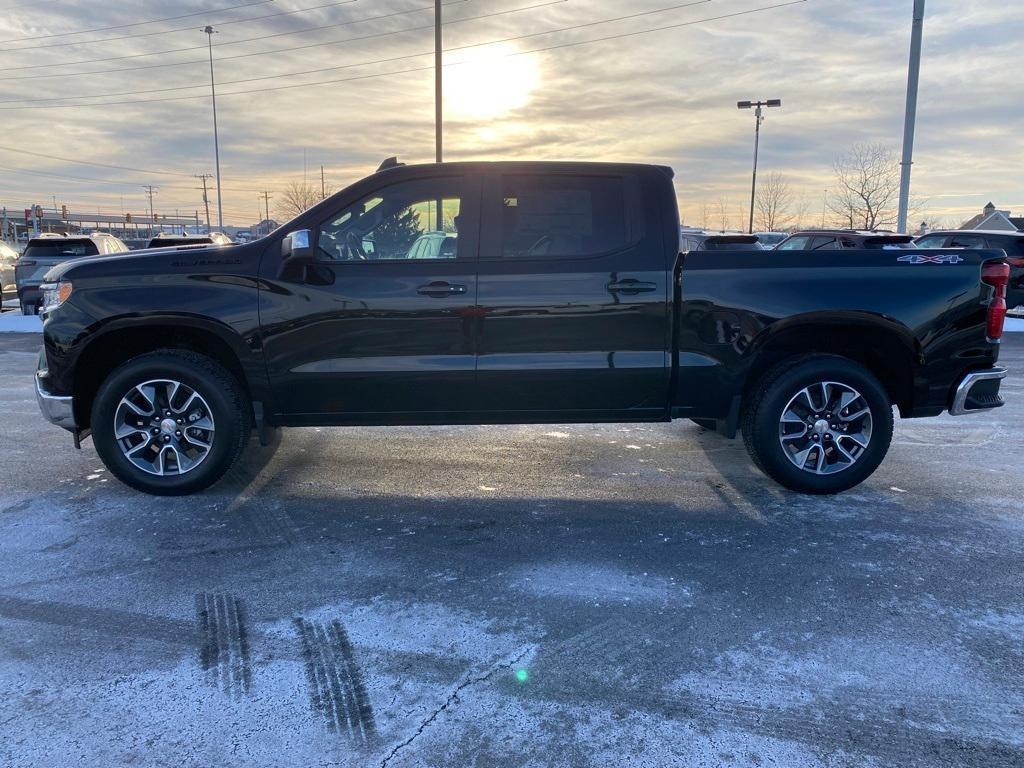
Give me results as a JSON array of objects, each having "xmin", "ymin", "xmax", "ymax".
[{"xmin": 373, "ymin": 159, "xmax": 675, "ymax": 179}]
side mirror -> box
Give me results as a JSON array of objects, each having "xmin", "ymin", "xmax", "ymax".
[{"xmin": 281, "ymin": 229, "xmax": 313, "ymax": 262}]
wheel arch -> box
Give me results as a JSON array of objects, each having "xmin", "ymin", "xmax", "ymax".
[
  {"xmin": 742, "ymin": 312, "xmax": 920, "ymax": 417},
  {"xmin": 72, "ymin": 315, "xmax": 263, "ymax": 428}
]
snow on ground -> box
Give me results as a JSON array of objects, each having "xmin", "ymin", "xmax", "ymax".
[{"xmin": 0, "ymin": 312, "xmax": 41, "ymax": 332}]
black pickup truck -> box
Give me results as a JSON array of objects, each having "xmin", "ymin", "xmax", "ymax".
[{"xmin": 34, "ymin": 161, "xmax": 1009, "ymax": 496}]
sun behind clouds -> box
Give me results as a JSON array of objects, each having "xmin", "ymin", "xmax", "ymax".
[{"xmin": 447, "ymin": 44, "xmax": 540, "ymax": 121}]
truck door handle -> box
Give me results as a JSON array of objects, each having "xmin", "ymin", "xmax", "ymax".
[
  {"xmin": 417, "ymin": 281, "xmax": 467, "ymax": 297},
  {"xmin": 607, "ymin": 279, "xmax": 657, "ymax": 295}
]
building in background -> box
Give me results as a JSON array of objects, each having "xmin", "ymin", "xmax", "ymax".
[{"xmin": 959, "ymin": 202, "xmax": 1024, "ymax": 232}]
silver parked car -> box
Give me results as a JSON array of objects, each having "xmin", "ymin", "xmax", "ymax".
[
  {"xmin": 16, "ymin": 232, "xmax": 127, "ymax": 314},
  {"xmin": 0, "ymin": 240, "xmax": 18, "ymax": 300}
]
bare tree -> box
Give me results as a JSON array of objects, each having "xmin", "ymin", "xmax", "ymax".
[
  {"xmin": 275, "ymin": 181, "xmax": 323, "ymax": 221},
  {"xmin": 755, "ymin": 172, "xmax": 793, "ymax": 232},
  {"xmin": 790, "ymin": 196, "xmax": 811, "ymax": 231},
  {"xmin": 699, "ymin": 202, "xmax": 711, "ymax": 231},
  {"xmin": 715, "ymin": 198, "xmax": 731, "ymax": 232},
  {"xmin": 827, "ymin": 143, "xmax": 900, "ymax": 230}
]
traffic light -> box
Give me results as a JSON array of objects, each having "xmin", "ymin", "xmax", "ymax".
[
  {"xmin": 34, "ymin": 205, "xmax": 42, "ymax": 219},
  {"xmin": 125, "ymin": 213, "xmax": 132, "ymax": 223},
  {"xmin": 61, "ymin": 204, "xmax": 68, "ymax": 219}
]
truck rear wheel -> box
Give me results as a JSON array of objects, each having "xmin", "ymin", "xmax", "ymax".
[
  {"xmin": 742, "ymin": 355, "xmax": 893, "ymax": 494},
  {"xmin": 91, "ymin": 350, "xmax": 251, "ymax": 496}
]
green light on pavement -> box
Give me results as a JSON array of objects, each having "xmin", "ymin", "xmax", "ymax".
[{"xmin": 515, "ymin": 668, "xmax": 529, "ymax": 683}]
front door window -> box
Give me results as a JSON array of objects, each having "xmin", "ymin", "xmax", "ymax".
[{"xmin": 317, "ymin": 178, "xmax": 463, "ymax": 262}]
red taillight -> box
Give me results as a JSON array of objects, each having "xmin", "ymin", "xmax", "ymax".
[{"xmin": 982, "ymin": 261, "xmax": 1010, "ymax": 341}]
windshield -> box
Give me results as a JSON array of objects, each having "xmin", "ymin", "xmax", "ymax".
[{"xmin": 23, "ymin": 241, "xmax": 97, "ymax": 260}]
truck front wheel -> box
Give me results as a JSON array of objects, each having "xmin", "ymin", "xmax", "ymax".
[
  {"xmin": 742, "ymin": 355, "xmax": 893, "ymax": 494},
  {"xmin": 91, "ymin": 350, "xmax": 251, "ymax": 495}
]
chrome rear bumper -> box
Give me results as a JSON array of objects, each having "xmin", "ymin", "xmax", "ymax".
[{"xmin": 949, "ymin": 367, "xmax": 1007, "ymax": 416}]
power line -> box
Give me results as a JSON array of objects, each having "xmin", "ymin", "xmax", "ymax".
[
  {"xmin": 259, "ymin": 191, "xmax": 273, "ymax": 226},
  {"xmin": 2, "ymin": 0, "xmax": 367, "ymax": 51},
  {"xmin": 0, "ymin": 0, "xmax": 471, "ymax": 75},
  {"xmin": 0, "ymin": 0, "xmax": 273, "ymax": 44},
  {"xmin": 0, "ymin": 143, "xmax": 195, "ymax": 177},
  {"xmin": 0, "ymin": 0, "xmax": 564, "ymax": 102},
  {"xmin": 0, "ymin": 143, "xmax": 297, "ymax": 192},
  {"xmin": 0, "ymin": 160, "xmax": 288, "ymax": 194},
  {"xmin": 0, "ymin": 0, "xmax": 809, "ymax": 111},
  {"xmin": 144, "ymin": 185, "xmax": 158, "ymax": 224},
  {"xmin": 0, "ymin": 0, "xmax": 66, "ymax": 10}
]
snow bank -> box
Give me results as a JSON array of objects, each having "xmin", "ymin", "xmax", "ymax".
[{"xmin": 0, "ymin": 312, "xmax": 42, "ymax": 333}]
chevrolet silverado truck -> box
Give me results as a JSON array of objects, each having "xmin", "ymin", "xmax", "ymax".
[{"xmin": 33, "ymin": 161, "xmax": 1010, "ymax": 496}]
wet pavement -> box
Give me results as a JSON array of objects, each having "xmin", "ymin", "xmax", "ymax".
[{"xmin": 1, "ymin": 332, "xmax": 1022, "ymax": 767}]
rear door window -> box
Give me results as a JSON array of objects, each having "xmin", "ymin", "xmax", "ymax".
[
  {"xmin": 497, "ymin": 175, "xmax": 640, "ymax": 259},
  {"xmin": 777, "ymin": 236, "xmax": 810, "ymax": 250},
  {"xmin": 947, "ymin": 234, "xmax": 986, "ymax": 248},
  {"xmin": 810, "ymin": 236, "xmax": 840, "ymax": 250},
  {"xmin": 914, "ymin": 235, "xmax": 948, "ymax": 249}
]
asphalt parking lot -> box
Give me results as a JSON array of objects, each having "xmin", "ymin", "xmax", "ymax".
[{"xmin": 1, "ymin": 332, "xmax": 1022, "ymax": 768}]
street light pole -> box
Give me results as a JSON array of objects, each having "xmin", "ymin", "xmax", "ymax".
[
  {"xmin": 737, "ymin": 99, "xmax": 781, "ymax": 234},
  {"xmin": 203, "ymin": 25, "xmax": 224, "ymax": 231},
  {"xmin": 897, "ymin": 0, "xmax": 926, "ymax": 234},
  {"xmin": 434, "ymin": 0, "xmax": 443, "ymax": 163}
]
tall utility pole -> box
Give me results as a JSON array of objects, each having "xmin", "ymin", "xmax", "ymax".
[
  {"xmin": 144, "ymin": 185, "xmax": 158, "ymax": 234},
  {"xmin": 203, "ymin": 26, "xmax": 224, "ymax": 231},
  {"xmin": 897, "ymin": 0, "xmax": 926, "ymax": 234},
  {"xmin": 260, "ymin": 191, "xmax": 272, "ymax": 234},
  {"xmin": 195, "ymin": 173, "xmax": 213, "ymax": 232},
  {"xmin": 320, "ymin": 165, "xmax": 326, "ymax": 199},
  {"xmin": 434, "ymin": 0, "xmax": 442, "ymax": 163},
  {"xmin": 737, "ymin": 99, "xmax": 781, "ymax": 233}
]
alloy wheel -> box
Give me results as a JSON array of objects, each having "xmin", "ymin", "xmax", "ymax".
[
  {"xmin": 113, "ymin": 379, "xmax": 215, "ymax": 476},
  {"xmin": 778, "ymin": 381, "xmax": 873, "ymax": 475}
]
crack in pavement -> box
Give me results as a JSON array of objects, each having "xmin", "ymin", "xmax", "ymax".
[{"xmin": 380, "ymin": 646, "xmax": 533, "ymax": 768}]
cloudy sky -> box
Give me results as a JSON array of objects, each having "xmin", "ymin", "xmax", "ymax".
[{"xmin": 0, "ymin": 0, "xmax": 1019, "ymax": 228}]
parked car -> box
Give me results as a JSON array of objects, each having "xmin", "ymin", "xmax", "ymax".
[
  {"xmin": 0, "ymin": 240, "xmax": 18, "ymax": 299},
  {"xmin": 754, "ymin": 232, "xmax": 788, "ymax": 248},
  {"xmin": 777, "ymin": 230, "xmax": 917, "ymax": 250},
  {"xmin": 34, "ymin": 160, "xmax": 1008, "ymax": 496},
  {"xmin": 680, "ymin": 231, "xmax": 764, "ymax": 251},
  {"xmin": 146, "ymin": 232, "xmax": 232, "ymax": 249},
  {"xmin": 406, "ymin": 231, "xmax": 458, "ymax": 260},
  {"xmin": 16, "ymin": 232, "xmax": 127, "ymax": 314},
  {"xmin": 915, "ymin": 230, "xmax": 1024, "ymax": 309}
]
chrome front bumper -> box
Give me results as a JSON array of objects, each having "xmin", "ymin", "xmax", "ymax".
[
  {"xmin": 949, "ymin": 367, "xmax": 1007, "ymax": 416},
  {"xmin": 35, "ymin": 354, "xmax": 76, "ymax": 430}
]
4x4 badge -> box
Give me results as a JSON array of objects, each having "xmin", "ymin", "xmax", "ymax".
[{"xmin": 898, "ymin": 253, "xmax": 965, "ymax": 264}]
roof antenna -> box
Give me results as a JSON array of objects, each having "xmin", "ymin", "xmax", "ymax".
[{"xmin": 376, "ymin": 157, "xmax": 405, "ymax": 172}]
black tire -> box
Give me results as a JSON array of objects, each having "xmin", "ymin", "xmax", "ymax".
[
  {"xmin": 742, "ymin": 355, "xmax": 893, "ymax": 495},
  {"xmin": 91, "ymin": 350, "xmax": 251, "ymax": 495},
  {"xmin": 690, "ymin": 418, "xmax": 718, "ymax": 431}
]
